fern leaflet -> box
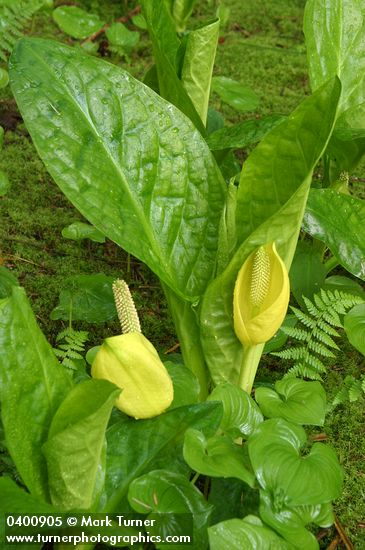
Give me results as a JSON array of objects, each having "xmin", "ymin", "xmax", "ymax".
[
  {"xmin": 53, "ymin": 328, "xmax": 89, "ymax": 371},
  {"xmin": 332, "ymin": 375, "xmax": 365, "ymax": 408}
]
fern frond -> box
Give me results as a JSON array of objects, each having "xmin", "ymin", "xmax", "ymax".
[
  {"xmin": 332, "ymin": 375, "xmax": 365, "ymax": 408},
  {"xmin": 0, "ymin": 0, "xmax": 47, "ymax": 62},
  {"xmin": 273, "ymin": 288, "xmax": 362, "ymax": 380}
]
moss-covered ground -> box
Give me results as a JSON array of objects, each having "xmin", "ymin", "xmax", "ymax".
[{"xmin": 0, "ymin": 0, "xmax": 364, "ymax": 547}]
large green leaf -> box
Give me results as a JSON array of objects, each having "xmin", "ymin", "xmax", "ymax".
[
  {"xmin": 0, "ymin": 477, "xmax": 56, "ymax": 550},
  {"xmin": 169, "ymin": 0, "xmax": 198, "ymax": 32},
  {"xmin": 181, "ymin": 19, "xmax": 219, "ymax": 124},
  {"xmin": 207, "ymin": 382, "xmax": 263, "ymax": 438},
  {"xmin": 43, "ymin": 379, "xmax": 120, "ymax": 510},
  {"xmin": 208, "ymin": 516, "xmax": 291, "ymax": 550},
  {"xmin": 344, "ymin": 303, "xmax": 365, "ymax": 356},
  {"xmin": 304, "ymin": 0, "xmax": 365, "ymax": 116},
  {"xmin": 211, "ymin": 77, "xmax": 259, "ymax": 112},
  {"xmin": 200, "ymin": 80, "xmax": 341, "ymax": 383},
  {"xmin": 50, "ymin": 273, "xmax": 116, "ymax": 323},
  {"xmin": 141, "ymin": 0, "xmax": 205, "ymax": 134},
  {"xmin": 303, "ymin": 189, "xmax": 365, "ymax": 280},
  {"xmin": 128, "ymin": 469, "xmax": 212, "ymax": 549},
  {"xmin": 104, "ymin": 401, "xmax": 222, "ymax": 511},
  {"xmin": 206, "ymin": 115, "xmax": 285, "ymax": 151},
  {"xmin": 247, "ymin": 419, "xmax": 343, "ymax": 506},
  {"xmin": 289, "ymin": 241, "xmax": 327, "ymax": 307},
  {"xmin": 0, "ymin": 286, "xmax": 72, "ymax": 499},
  {"xmin": 164, "ymin": 361, "xmax": 200, "ymax": 409},
  {"xmin": 10, "ymin": 38, "xmax": 225, "ymax": 300},
  {"xmin": 183, "ymin": 429, "xmax": 255, "ymax": 486},
  {"xmin": 208, "ymin": 478, "xmax": 259, "ymax": 524},
  {"xmin": 255, "ymin": 378, "xmax": 327, "ymax": 426}
]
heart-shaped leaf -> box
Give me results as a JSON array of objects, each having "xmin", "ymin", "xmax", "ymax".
[
  {"xmin": 344, "ymin": 303, "xmax": 365, "ymax": 356},
  {"xmin": 255, "ymin": 378, "xmax": 327, "ymax": 426},
  {"xmin": 183, "ymin": 429, "xmax": 255, "ymax": 487},
  {"xmin": 247, "ymin": 419, "xmax": 343, "ymax": 506}
]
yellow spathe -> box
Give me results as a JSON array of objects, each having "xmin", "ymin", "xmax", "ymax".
[
  {"xmin": 234, "ymin": 242, "xmax": 290, "ymax": 346},
  {"xmin": 91, "ymin": 333, "xmax": 173, "ymax": 419}
]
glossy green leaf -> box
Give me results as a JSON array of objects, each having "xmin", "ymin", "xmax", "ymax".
[
  {"xmin": 104, "ymin": 401, "xmax": 222, "ymax": 511},
  {"xmin": 323, "ymin": 275, "xmax": 365, "ymax": 299},
  {"xmin": 129, "ymin": 469, "xmax": 211, "ymax": 549},
  {"xmin": 141, "ymin": 0, "xmax": 205, "ymax": 134},
  {"xmin": 304, "ymin": 0, "xmax": 365, "ymax": 115},
  {"xmin": 326, "ymin": 131, "xmax": 365, "ymax": 182},
  {"xmin": 0, "ymin": 286, "xmax": 72, "ymax": 499},
  {"xmin": 61, "ymin": 221, "xmax": 106, "ymax": 243},
  {"xmin": 50, "ymin": 274, "xmax": 116, "ymax": 322},
  {"xmin": 344, "ymin": 303, "xmax": 365, "ymax": 356},
  {"xmin": 255, "ymin": 378, "xmax": 327, "ymax": 426},
  {"xmin": 0, "ymin": 477, "xmax": 56, "ymax": 550},
  {"xmin": 0, "ymin": 267, "xmax": 18, "ymax": 298},
  {"xmin": 208, "ymin": 478, "xmax": 259, "ymax": 524},
  {"xmin": 260, "ymin": 491, "xmax": 334, "ymax": 550},
  {"xmin": 211, "ymin": 76, "xmax": 259, "ymax": 112},
  {"xmin": 43, "ymin": 379, "xmax": 120, "ymax": 510},
  {"xmin": 181, "ymin": 19, "xmax": 219, "ymax": 124},
  {"xmin": 303, "ymin": 189, "xmax": 365, "ymax": 280},
  {"xmin": 52, "ymin": 6, "xmax": 104, "ymax": 39},
  {"xmin": 183, "ymin": 429, "xmax": 255, "ymax": 487},
  {"xmin": 209, "ymin": 516, "xmax": 291, "ymax": 550},
  {"xmin": 201, "ymin": 80, "xmax": 340, "ymax": 384},
  {"xmin": 0, "ymin": 125, "xmax": 4, "ymax": 148},
  {"xmin": 206, "ymin": 114, "xmax": 285, "ymax": 151},
  {"xmin": 105, "ymin": 23, "xmax": 139, "ymax": 54},
  {"xmin": 248, "ymin": 418, "xmax": 343, "ymax": 506},
  {"xmin": 0, "ymin": 68, "xmax": 9, "ymax": 88},
  {"xmin": 10, "ymin": 38, "xmax": 224, "ymax": 299},
  {"xmin": 0, "ymin": 170, "xmax": 10, "ymax": 196},
  {"xmin": 207, "ymin": 382, "xmax": 263, "ymax": 438},
  {"xmin": 289, "ymin": 241, "xmax": 327, "ymax": 307},
  {"xmin": 165, "ymin": 361, "xmax": 200, "ymax": 409},
  {"xmin": 263, "ymin": 314, "xmax": 297, "ymax": 354}
]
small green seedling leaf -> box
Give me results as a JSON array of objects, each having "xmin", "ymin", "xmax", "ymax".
[{"xmin": 52, "ymin": 6, "xmax": 105, "ymax": 39}]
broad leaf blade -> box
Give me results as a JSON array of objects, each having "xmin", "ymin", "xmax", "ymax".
[
  {"xmin": 344, "ymin": 303, "xmax": 365, "ymax": 356},
  {"xmin": 255, "ymin": 379, "xmax": 327, "ymax": 426},
  {"xmin": 304, "ymin": 0, "xmax": 365, "ymax": 115},
  {"xmin": 209, "ymin": 516, "xmax": 291, "ymax": 550},
  {"xmin": 248, "ymin": 419, "xmax": 343, "ymax": 506},
  {"xmin": 10, "ymin": 38, "xmax": 225, "ymax": 300},
  {"xmin": 0, "ymin": 286, "xmax": 72, "ymax": 499},
  {"xmin": 206, "ymin": 115, "xmax": 285, "ymax": 151},
  {"xmin": 207, "ymin": 382, "xmax": 263, "ymax": 438},
  {"xmin": 181, "ymin": 19, "xmax": 220, "ymax": 124},
  {"xmin": 104, "ymin": 401, "xmax": 222, "ymax": 511},
  {"xmin": 43, "ymin": 379, "xmax": 120, "ymax": 510},
  {"xmin": 50, "ymin": 273, "xmax": 116, "ymax": 323},
  {"xmin": 183, "ymin": 429, "xmax": 255, "ymax": 487},
  {"xmin": 128, "ymin": 470, "xmax": 212, "ymax": 549},
  {"xmin": 141, "ymin": 0, "xmax": 205, "ymax": 134},
  {"xmin": 303, "ymin": 189, "xmax": 365, "ymax": 280}
]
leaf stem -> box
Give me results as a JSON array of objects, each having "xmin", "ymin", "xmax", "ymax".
[
  {"xmin": 324, "ymin": 255, "xmax": 339, "ymax": 274},
  {"xmin": 162, "ymin": 284, "xmax": 209, "ymax": 400},
  {"xmin": 238, "ymin": 343, "xmax": 264, "ymax": 393}
]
